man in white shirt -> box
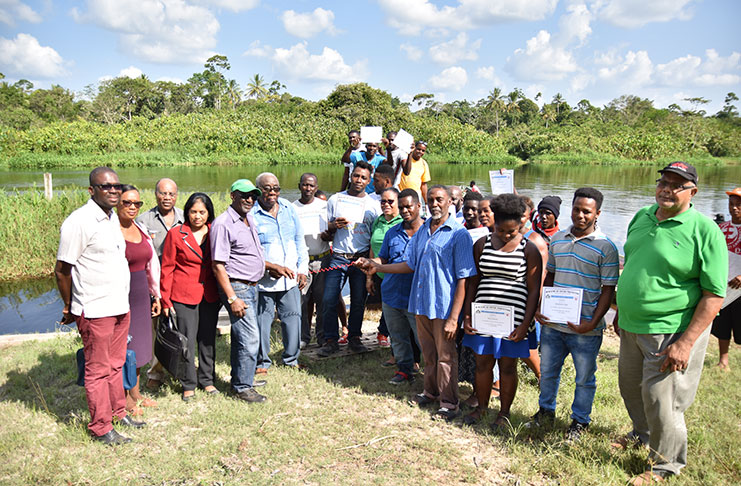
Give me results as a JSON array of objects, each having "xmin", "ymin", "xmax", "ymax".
[
  {"xmin": 293, "ymin": 173, "xmax": 331, "ymax": 348},
  {"xmin": 55, "ymin": 167, "xmax": 145, "ymax": 445}
]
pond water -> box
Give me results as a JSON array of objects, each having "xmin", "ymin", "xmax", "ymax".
[{"xmin": 2, "ymin": 162, "xmax": 740, "ymax": 334}]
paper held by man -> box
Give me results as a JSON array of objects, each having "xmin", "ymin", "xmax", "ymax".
[
  {"xmin": 540, "ymin": 287, "xmax": 583, "ymax": 325},
  {"xmin": 335, "ymin": 194, "xmax": 366, "ymax": 224}
]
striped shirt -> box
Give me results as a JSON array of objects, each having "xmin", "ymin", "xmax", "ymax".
[{"xmin": 546, "ymin": 226, "xmax": 619, "ymax": 334}]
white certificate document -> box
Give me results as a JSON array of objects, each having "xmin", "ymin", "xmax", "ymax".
[
  {"xmin": 540, "ymin": 287, "xmax": 583, "ymax": 324},
  {"xmin": 722, "ymin": 251, "xmax": 741, "ymax": 309},
  {"xmin": 335, "ymin": 194, "xmax": 366, "ymax": 224},
  {"xmin": 394, "ymin": 128, "xmax": 414, "ymax": 151},
  {"xmin": 298, "ymin": 210, "xmax": 326, "ymax": 236},
  {"xmin": 489, "ymin": 169, "xmax": 514, "ymax": 195},
  {"xmin": 468, "ymin": 226, "xmax": 489, "ymax": 243},
  {"xmin": 360, "ymin": 126, "xmax": 382, "ymax": 144},
  {"xmin": 472, "ymin": 302, "xmax": 515, "ymax": 338}
]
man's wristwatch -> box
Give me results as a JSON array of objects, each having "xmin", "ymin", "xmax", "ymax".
[{"xmin": 227, "ymin": 295, "xmax": 238, "ymax": 305}]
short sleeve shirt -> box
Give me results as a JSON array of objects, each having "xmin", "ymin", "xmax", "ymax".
[
  {"xmin": 405, "ymin": 216, "xmax": 477, "ymax": 320},
  {"xmin": 398, "ymin": 157, "xmax": 431, "ymax": 199},
  {"xmin": 379, "ymin": 223, "xmax": 416, "ymax": 309},
  {"xmin": 326, "ymin": 191, "xmax": 381, "ymax": 254},
  {"xmin": 57, "ymin": 199, "xmax": 130, "ymax": 318},
  {"xmin": 719, "ymin": 221, "xmax": 741, "ymax": 255},
  {"xmin": 349, "ymin": 151, "xmax": 386, "ymax": 194},
  {"xmin": 617, "ymin": 204, "xmax": 728, "ymax": 334},
  {"xmin": 210, "ymin": 206, "xmax": 265, "ymax": 282}
]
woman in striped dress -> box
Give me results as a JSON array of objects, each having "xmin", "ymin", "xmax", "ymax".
[{"xmin": 462, "ymin": 194, "xmax": 542, "ymax": 428}]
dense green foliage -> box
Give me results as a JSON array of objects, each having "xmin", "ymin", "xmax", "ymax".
[{"xmin": 1, "ymin": 61, "xmax": 740, "ymax": 167}]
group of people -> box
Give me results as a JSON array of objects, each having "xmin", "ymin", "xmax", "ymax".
[{"xmin": 56, "ymin": 142, "xmax": 736, "ymax": 485}]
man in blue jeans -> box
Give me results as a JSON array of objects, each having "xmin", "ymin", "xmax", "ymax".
[
  {"xmin": 317, "ymin": 161, "xmax": 381, "ymax": 356},
  {"xmin": 212, "ymin": 179, "xmax": 284, "ymax": 403},
  {"xmin": 531, "ymin": 187, "xmax": 620, "ymax": 440},
  {"xmin": 252, "ymin": 172, "xmax": 308, "ymax": 372}
]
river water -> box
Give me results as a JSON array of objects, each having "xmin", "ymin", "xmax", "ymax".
[{"xmin": 2, "ymin": 162, "xmax": 739, "ymax": 334}]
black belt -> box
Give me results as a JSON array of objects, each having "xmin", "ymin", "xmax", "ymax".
[
  {"xmin": 332, "ymin": 250, "xmax": 369, "ymax": 261},
  {"xmin": 229, "ymin": 278, "xmax": 257, "ymax": 286}
]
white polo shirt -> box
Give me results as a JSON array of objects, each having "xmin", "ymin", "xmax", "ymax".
[{"xmin": 57, "ymin": 199, "xmax": 130, "ymax": 318}]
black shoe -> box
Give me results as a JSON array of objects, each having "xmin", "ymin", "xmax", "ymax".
[
  {"xmin": 348, "ymin": 336, "xmax": 368, "ymax": 353},
  {"xmin": 410, "ymin": 392, "xmax": 435, "ymax": 407},
  {"xmin": 235, "ymin": 388, "xmax": 267, "ymax": 403},
  {"xmin": 117, "ymin": 415, "xmax": 146, "ymax": 428},
  {"xmin": 317, "ymin": 339, "xmax": 340, "ymax": 357},
  {"xmin": 566, "ymin": 420, "xmax": 589, "ymax": 442},
  {"xmin": 434, "ymin": 407, "xmax": 460, "ymax": 422},
  {"xmin": 525, "ymin": 408, "xmax": 555, "ymax": 429},
  {"xmin": 92, "ymin": 429, "xmax": 132, "ymax": 445},
  {"xmin": 389, "ymin": 371, "xmax": 414, "ymax": 385},
  {"xmin": 253, "ymin": 379, "xmax": 267, "ymax": 387}
]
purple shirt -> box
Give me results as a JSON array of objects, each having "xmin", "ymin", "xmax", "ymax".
[{"xmin": 210, "ymin": 205, "xmax": 265, "ymax": 282}]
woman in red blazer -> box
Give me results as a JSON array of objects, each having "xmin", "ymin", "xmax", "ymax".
[{"xmin": 160, "ymin": 193, "xmax": 221, "ymax": 401}]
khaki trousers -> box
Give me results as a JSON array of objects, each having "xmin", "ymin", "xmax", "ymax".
[{"xmin": 416, "ymin": 315, "xmax": 459, "ymax": 410}]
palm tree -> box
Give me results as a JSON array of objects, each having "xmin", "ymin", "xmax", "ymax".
[
  {"xmin": 227, "ymin": 79, "xmax": 242, "ymax": 108},
  {"xmin": 552, "ymin": 92, "xmax": 565, "ymax": 117},
  {"xmin": 485, "ymin": 87, "xmax": 506, "ymax": 136},
  {"xmin": 246, "ymin": 74, "xmax": 268, "ymax": 100}
]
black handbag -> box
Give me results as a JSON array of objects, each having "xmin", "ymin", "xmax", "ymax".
[{"xmin": 154, "ymin": 310, "xmax": 189, "ymax": 380}]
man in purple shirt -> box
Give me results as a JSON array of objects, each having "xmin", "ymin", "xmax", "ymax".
[{"xmin": 211, "ymin": 179, "xmax": 273, "ymax": 403}]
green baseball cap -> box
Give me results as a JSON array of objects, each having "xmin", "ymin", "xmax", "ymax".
[{"xmin": 230, "ymin": 179, "xmax": 261, "ymax": 195}]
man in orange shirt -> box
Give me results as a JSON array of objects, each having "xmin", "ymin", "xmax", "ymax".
[{"xmin": 399, "ymin": 141, "xmax": 431, "ymax": 203}]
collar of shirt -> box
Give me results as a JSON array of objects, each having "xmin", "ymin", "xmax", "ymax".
[
  {"xmin": 87, "ymin": 198, "xmax": 114, "ymax": 222},
  {"xmin": 565, "ymin": 226, "xmax": 605, "ymax": 241},
  {"xmin": 425, "ymin": 214, "xmax": 459, "ymax": 234},
  {"xmin": 647, "ymin": 202, "xmax": 695, "ymax": 224}
]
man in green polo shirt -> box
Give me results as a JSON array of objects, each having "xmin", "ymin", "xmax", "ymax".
[{"xmin": 614, "ymin": 161, "xmax": 727, "ymax": 485}]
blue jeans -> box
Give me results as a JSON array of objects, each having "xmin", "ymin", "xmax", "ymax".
[
  {"xmin": 257, "ymin": 286, "xmax": 301, "ymax": 368},
  {"xmin": 538, "ymin": 325, "xmax": 603, "ymax": 424},
  {"xmin": 220, "ymin": 283, "xmax": 259, "ymax": 393},
  {"xmin": 321, "ymin": 254, "xmax": 367, "ymax": 341},
  {"xmin": 382, "ymin": 303, "xmax": 419, "ymax": 375}
]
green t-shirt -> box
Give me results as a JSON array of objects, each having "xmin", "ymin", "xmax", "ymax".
[
  {"xmin": 370, "ymin": 214, "xmax": 402, "ymax": 279},
  {"xmin": 617, "ymin": 204, "xmax": 728, "ymax": 334}
]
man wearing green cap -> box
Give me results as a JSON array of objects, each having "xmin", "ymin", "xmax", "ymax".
[{"xmin": 211, "ymin": 179, "xmax": 269, "ymax": 403}]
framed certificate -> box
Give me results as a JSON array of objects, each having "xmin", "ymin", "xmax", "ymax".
[
  {"xmin": 335, "ymin": 194, "xmax": 366, "ymax": 224},
  {"xmin": 472, "ymin": 302, "xmax": 515, "ymax": 338},
  {"xmin": 540, "ymin": 287, "xmax": 583, "ymax": 324},
  {"xmin": 489, "ymin": 169, "xmax": 514, "ymax": 195}
]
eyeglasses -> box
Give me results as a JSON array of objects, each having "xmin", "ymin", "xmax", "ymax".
[
  {"xmin": 416, "ymin": 141, "xmax": 428, "ymax": 147},
  {"xmin": 237, "ymin": 191, "xmax": 258, "ymax": 200},
  {"xmin": 121, "ymin": 200, "xmax": 143, "ymax": 208},
  {"xmin": 93, "ymin": 183, "xmax": 123, "ymax": 192},
  {"xmin": 655, "ymin": 179, "xmax": 695, "ymax": 193},
  {"xmin": 156, "ymin": 191, "xmax": 177, "ymax": 198},
  {"xmin": 380, "ymin": 199, "xmax": 397, "ymax": 205},
  {"xmin": 261, "ymin": 186, "xmax": 281, "ymax": 194}
]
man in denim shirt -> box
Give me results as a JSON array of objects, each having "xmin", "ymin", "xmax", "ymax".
[{"xmin": 251, "ymin": 172, "xmax": 309, "ymax": 372}]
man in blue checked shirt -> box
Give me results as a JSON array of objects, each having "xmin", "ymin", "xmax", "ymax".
[
  {"xmin": 356, "ymin": 185, "xmax": 476, "ymax": 421},
  {"xmin": 251, "ymin": 172, "xmax": 309, "ymax": 372},
  {"xmin": 530, "ymin": 187, "xmax": 619, "ymax": 441}
]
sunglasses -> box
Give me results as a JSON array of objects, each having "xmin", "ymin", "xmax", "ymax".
[
  {"xmin": 380, "ymin": 199, "xmax": 397, "ymax": 205},
  {"xmin": 261, "ymin": 186, "xmax": 281, "ymax": 193},
  {"xmin": 93, "ymin": 183, "xmax": 123, "ymax": 191},
  {"xmin": 237, "ymin": 191, "xmax": 258, "ymax": 200},
  {"xmin": 121, "ymin": 200, "xmax": 143, "ymax": 208}
]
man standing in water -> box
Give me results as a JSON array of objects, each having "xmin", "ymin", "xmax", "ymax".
[
  {"xmin": 614, "ymin": 162, "xmax": 727, "ymax": 484},
  {"xmin": 55, "ymin": 167, "xmax": 145, "ymax": 445},
  {"xmin": 136, "ymin": 177, "xmax": 184, "ymax": 390}
]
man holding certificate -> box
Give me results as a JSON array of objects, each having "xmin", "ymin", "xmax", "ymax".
[
  {"xmin": 530, "ymin": 188, "xmax": 619, "ymax": 441},
  {"xmin": 614, "ymin": 162, "xmax": 727, "ymax": 484},
  {"xmin": 317, "ymin": 161, "xmax": 381, "ymax": 356}
]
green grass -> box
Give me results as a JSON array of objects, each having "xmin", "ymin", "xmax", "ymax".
[
  {"xmin": 0, "ymin": 325, "xmax": 739, "ymax": 485},
  {"xmin": 529, "ymin": 151, "xmax": 738, "ymax": 166}
]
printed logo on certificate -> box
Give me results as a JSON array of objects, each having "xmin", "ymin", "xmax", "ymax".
[
  {"xmin": 540, "ymin": 287, "xmax": 583, "ymax": 325},
  {"xmin": 472, "ymin": 302, "xmax": 515, "ymax": 338}
]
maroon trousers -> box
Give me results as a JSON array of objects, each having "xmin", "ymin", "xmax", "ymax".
[{"xmin": 76, "ymin": 312, "xmax": 130, "ymax": 436}]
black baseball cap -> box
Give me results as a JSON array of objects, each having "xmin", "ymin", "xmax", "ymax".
[{"xmin": 658, "ymin": 161, "xmax": 698, "ymax": 184}]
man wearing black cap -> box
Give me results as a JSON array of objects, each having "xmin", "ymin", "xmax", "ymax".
[
  {"xmin": 613, "ymin": 162, "xmax": 728, "ymax": 484},
  {"xmin": 535, "ymin": 195, "xmax": 562, "ymax": 244}
]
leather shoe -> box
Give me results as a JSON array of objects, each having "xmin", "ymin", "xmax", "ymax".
[
  {"xmin": 92, "ymin": 429, "xmax": 131, "ymax": 445},
  {"xmin": 235, "ymin": 388, "xmax": 267, "ymax": 403},
  {"xmin": 118, "ymin": 415, "xmax": 146, "ymax": 428}
]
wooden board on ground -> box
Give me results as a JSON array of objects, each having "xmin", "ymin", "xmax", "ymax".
[{"xmin": 300, "ymin": 331, "xmax": 382, "ymax": 360}]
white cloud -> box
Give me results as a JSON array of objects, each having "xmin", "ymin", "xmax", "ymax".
[
  {"xmin": 244, "ymin": 41, "xmax": 366, "ymax": 83},
  {"xmin": 71, "ymin": 0, "xmax": 220, "ymax": 63},
  {"xmin": 400, "ymin": 43, "xmax": 423, "ymax": 61},
  {"xmin": 655, "ymin": 49, "xmax": 741, "ymax": 87},
  {"xmin": 119, "ymin": 66, "xmax": 143, "ymax": 78},
  {"xmin": 377, "ymin": 0, "xmax": 558, "ymax": 35},
  {"xmin": 593, "ymin": 0, "xmax": 695, "ymax": 28},
  {"xmin": 0, "ymin": 0, "xmax": 41, "ymax": 26},
  {"xmin": 0, "ymin": 33, "xmax": 67, "ymax": 78},
  {"xmin": 475, "ymin": 66, "xmax": 495, "ymax": 80},
  {"xmin": 156, "ymin": 76, "xmax": 184, "ymax": 83},
  {"xmin": 281, "ymin": 8, "xmax": 337, "ymax": 38},
  {"xmin": 429, "ymin": 33, "xmax": 481, "ymax": 65},
  {"xmin": 597, "ymin": 50, "xmax": 653, "ymax": 87},
  {"xmin": 194, "ymin": 0, "xmax": 259, "ymax": 12},
  {"xmin": 556, "ymin": 2, "xmax": 592, "ymax": 46},
  {"xmin": 506, "ymin": 30, "xmax": 580, "ymax": 81},
  {"xmin": 429, "ymin": 66, "xmax": 468, "ymax": 91}
]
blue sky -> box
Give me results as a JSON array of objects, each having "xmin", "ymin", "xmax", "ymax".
[{"xmin": 1, "ymin": 0, "xmax": 739, "ymax": 113}]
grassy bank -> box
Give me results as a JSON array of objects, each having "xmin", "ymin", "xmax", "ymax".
[{"xmin": 0, "ymin": 323, "xmax": 738, "ymax": 485}]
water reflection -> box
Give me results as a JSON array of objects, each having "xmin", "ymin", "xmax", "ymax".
[{"xmin": 0, "ymin": 278, "xmax": 67, "ymax": 335}]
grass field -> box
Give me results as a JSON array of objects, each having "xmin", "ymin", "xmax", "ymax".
[{"xmin": 0, "ymin": 317, "xmax": 739, "ymax": 486}]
